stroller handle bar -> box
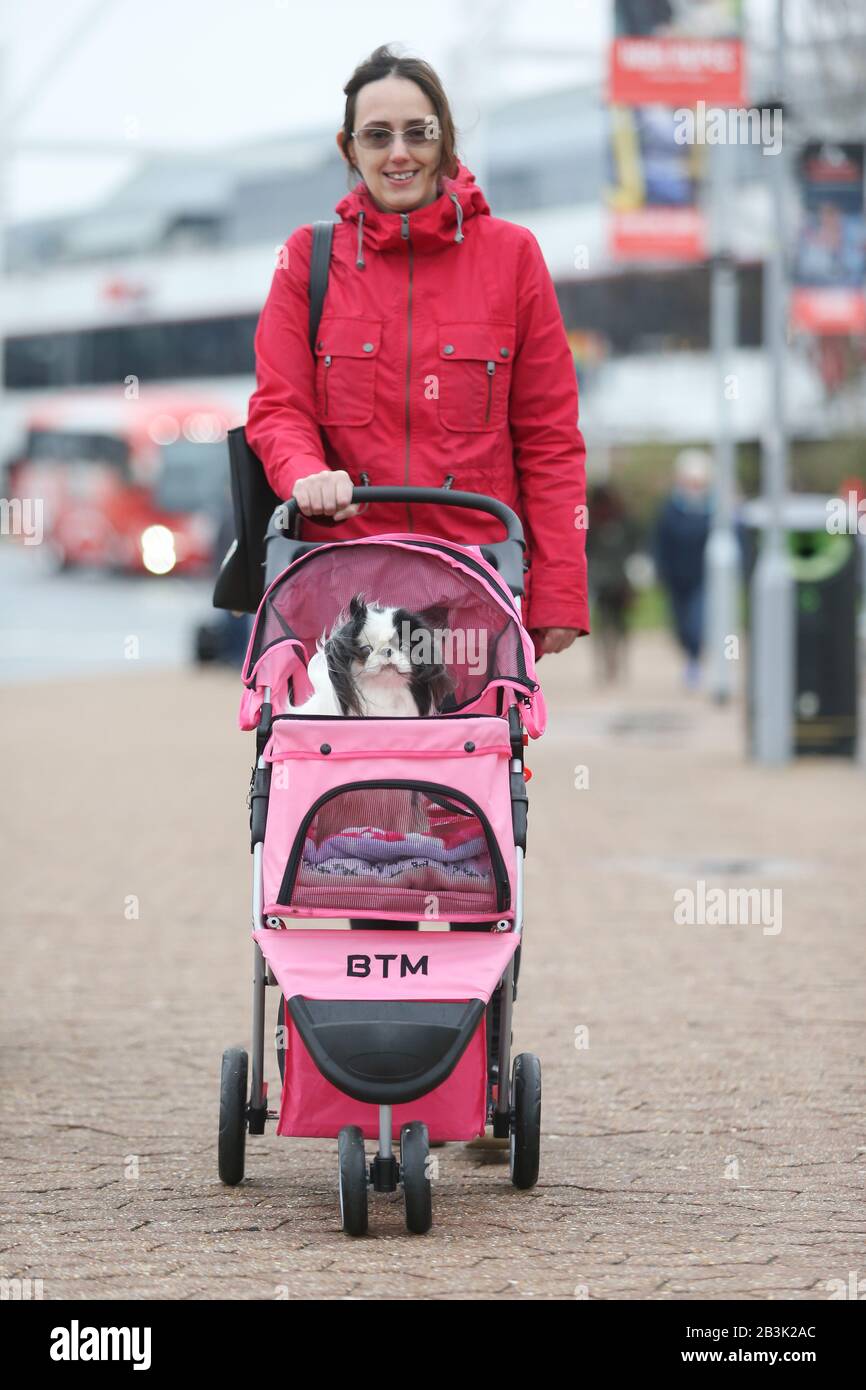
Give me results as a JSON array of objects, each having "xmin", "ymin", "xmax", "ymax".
[
  {"xmin": 269, "ymin": 487, "xmax": 527, "ymax": 598},
  {"xmin": 276, "ymin": 487, "xmax": 525, "ymax": 549}
]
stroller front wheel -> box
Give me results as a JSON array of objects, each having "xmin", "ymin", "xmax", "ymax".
[
  {"xmin": 509, "ymin": 1053, "xmax": 542, "ymax": 1190},
  {"xmin": 400, "ymin": 1122, "xmax": 433, "ymax": 1234},
  {"xmin": 218, "ymin": 1047, "xmax": 248, "ymax": 1186},
  {"xmin": 338, "ymin": 1126, "xmax": 369, "ymax": 1236}
]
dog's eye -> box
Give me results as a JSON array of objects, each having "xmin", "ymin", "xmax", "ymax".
[{"xmin": 357, "ymin": 644, "xmax": 372, "ymax": 657}]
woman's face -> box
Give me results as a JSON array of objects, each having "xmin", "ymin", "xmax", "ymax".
[{"xmin": 339, "ymin": 75, "xmax": 443, "ymax": 214}]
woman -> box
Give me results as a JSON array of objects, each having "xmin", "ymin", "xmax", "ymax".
[{"xmin": 245, "ymin": 44, "xmax": 589, "ymax": 655}]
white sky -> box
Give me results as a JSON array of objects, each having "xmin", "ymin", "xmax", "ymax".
[
  {"xmin": 1, "ymin": 0, "xmax": 610, "ymax": 223},
  {"xmin": 1, "ymin": 0, "xmax": 823, "ymax": 225}
]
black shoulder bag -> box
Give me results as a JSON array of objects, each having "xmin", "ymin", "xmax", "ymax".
[{"xmin": 212, "ymin": 219, "xmax": 335, "ymax": 614}]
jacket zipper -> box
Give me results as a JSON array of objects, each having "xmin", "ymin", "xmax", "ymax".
[
  {"xmin": 402, "ymin": 212, "xmax": 413, "ymax": 533},
  {"xmin": 485, "ymin": 360, "xmax": 495, "ymax": 423},
  {"xmin": 277, "ymin": 778, "xmax": 511, "ymax": 911},
  {"xmin": 323, "ymin": 354, "xmax": 332, "ymax": 415}
]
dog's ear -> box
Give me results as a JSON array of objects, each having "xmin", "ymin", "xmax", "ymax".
[
  {"xmin": 420, "ymin": 604, "xmax": 450, "ymax": 632},
  {"xmin": 348, "ymin": 594, "xmax": 366, "ymax": 620}
]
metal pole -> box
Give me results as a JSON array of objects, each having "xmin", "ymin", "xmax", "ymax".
[
  {"xmin": 705, "ymin": 136, "xmax": 740, "ymax": 703},
  {"xmin": 751, "ymin": 0, "xmax": 794, "ymax": 764}
]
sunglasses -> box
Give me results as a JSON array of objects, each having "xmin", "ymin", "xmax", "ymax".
[{"xmin": 352, "ymin": 120, "xmax": 441, "ymax": 151}]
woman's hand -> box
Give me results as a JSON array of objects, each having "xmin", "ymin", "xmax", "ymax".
[
  {"xmin": 530, "ymin": 627, "xmax": 581, "ymax": 660},
  {"xmin": 292, "ymin": 469, "xmax": 360, "ymax": 522}
]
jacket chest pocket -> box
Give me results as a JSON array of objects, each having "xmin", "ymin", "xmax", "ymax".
[
  {"xmin": 314, "ymin": 318, "xmax": 381, "ymax": 427},
  {"xmin": 436, "ymin": 323, "xmax": 516, "ymax": 433}
]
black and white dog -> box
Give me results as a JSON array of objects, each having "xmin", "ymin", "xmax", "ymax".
[{"xmin": 293, "ymin": 595, "xmax": 454, "ymax": 717}]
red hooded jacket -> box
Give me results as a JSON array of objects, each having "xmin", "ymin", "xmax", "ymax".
[{"xmin": 245, "ymin": 163, "xmax": 589, "ymax": 634}]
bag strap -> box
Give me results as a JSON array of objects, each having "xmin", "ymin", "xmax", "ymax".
[{"xmin": 308, "ymin": 220, "xmax": 334, "ymax": 351}]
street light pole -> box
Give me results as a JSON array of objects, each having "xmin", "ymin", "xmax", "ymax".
[
  {"xmin": 704, "ymin": 135, "xmax": 740, "ymax": 703},
  {"xmin": 751, "ymin": 0, "xmax": 794, "ymax": 763}
]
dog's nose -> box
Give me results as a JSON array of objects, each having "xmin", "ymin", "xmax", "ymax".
[{"xmin": 382, "ymin": 647, "xmax": 392, "ymax": 658}]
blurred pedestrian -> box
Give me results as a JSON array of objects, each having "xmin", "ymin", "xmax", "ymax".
[
  {"xmin": 586, "ymin": 482, "xmax": 638, "ymax": 682},
  {"xmin": 653, "ymin": 449, "xmax": 713, "ymax": 689}
]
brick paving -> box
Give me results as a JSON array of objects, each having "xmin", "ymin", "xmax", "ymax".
[{"xmin": 1, "ymin": 633, "xmax": 863, "ymax": 1300}]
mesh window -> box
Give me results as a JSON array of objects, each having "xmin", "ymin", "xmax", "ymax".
[
  {"xmin": 248, "ymin": 540, "xmax": 529, "ymax": 709},
  {"xmin": 281, "ymin": 784, "xmax": 502, "ymax": 918}
]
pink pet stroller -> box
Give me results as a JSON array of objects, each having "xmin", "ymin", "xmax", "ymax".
[{"xmin": 218, "ymin": 486, "xmax": 546, "ymax": 1235}]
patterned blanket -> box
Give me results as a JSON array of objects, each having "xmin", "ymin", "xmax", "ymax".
[{"xmin": 299, "ymin": 824, "xmax": 492, "ymax": 890}]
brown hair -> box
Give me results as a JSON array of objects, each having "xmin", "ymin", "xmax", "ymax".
[{"xmin": 341, "ymin": 44, "xmax": 459, "ymax": 185}]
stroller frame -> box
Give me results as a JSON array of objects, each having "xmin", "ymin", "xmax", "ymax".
[{"xmin": 219, "ymin": 486, "xmax": 542, "ymax": 1234}]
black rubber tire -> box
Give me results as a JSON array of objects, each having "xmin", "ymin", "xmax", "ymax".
[
  {"xmin": 218, "ymin": 1047, "xmax": 248, "ymax": 1186},
  {"xmin": 275, "ymin": 995, "xmax": 286, "ymax": 1083},
  {"xmin": 509, "ymin": 1052, "xmax": 542, "ymax": 1190},
  {"xmin": 401, "ymin": 1122, "xmax": 433, "ymax": 1234},
  {"xmin": 338, "ymin": 1126, "xmax": 368, "ymax": 1236}
]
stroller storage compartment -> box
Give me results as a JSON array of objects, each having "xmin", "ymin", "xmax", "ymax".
[
  {"xmin": 262, "ymin": 715, "xmax": 516, "ymax": 922},
  {"xmin": 255, "ymin": 926, "xmax": 521, "ymax": 1141}
]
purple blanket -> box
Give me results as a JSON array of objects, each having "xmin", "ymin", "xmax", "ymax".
[{"xmin": 304, "ymin": 825, "xmax": 486, "ymax": 868}]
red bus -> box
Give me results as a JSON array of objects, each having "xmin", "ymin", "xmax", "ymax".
[{"xmin": 8, "ymin": 390, "xmax": 237, "ymax": 575}]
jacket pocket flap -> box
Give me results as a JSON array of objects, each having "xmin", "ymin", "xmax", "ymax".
[
  {"xmin": 438, "ymin": 322, "xmax": 516, "ymax": 362},
  {"xmin": 315, "ymin": 318, "xmax": 382, "ymax": 358}
]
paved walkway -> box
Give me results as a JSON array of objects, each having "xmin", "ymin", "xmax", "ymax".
[{"xmin": 1, "ymin": 633, "xmax": 863, "ymax": 1299}]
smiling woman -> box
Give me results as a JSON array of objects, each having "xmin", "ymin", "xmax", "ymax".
[
  {"xmin": 244, "ymin": 43, "xmax": 590, "ymax": 653},
  {"xmin": 337, "ymin": 51, "xmax": 456, "ymax": 215}
]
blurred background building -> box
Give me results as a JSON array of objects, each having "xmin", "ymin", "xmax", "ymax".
[{"xmin": 0, "ymin": 0, "xmax": 864, "ymax": 723}]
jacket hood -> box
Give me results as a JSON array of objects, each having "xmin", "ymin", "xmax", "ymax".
[{"xmin": 335, "ymin": 160, "xmax": 490, "ymax": 268}]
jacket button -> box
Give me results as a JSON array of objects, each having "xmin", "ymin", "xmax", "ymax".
[
  {"xmin": 443, "ymin": 344, "xmax": 455, "ymax": 355},
  {"xmin": 362, "ymin": 342, "xmax": 374, "ymax": 353},
  {"xmin": 320, "ymin": 743, "xmax": 331, "ymax": 755},
  {"xmin": 464, "ymin": 740, "xmax": 475, "ymax": 752},
  {"xmin": 500, "ymin": 347, "xmax": 509, "ymax": 357}
]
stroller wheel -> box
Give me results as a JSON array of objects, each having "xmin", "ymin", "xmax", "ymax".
[
  {"xmin": 400, "ymin": 1122, "xmax": 433, "ymax": 1234},
  {"xmin": 509, "ymin": 1053, "xmax": 542, "ymax": 1190},
  {"xmin": 275, "ymin": 996, "xmax": 286, "ymax": 1084},
  {"xmin": 338, "ymin": 1126, "xmax": 368, "ymax": 1236},
  {"xmin": 218, "ymin": 1047, "xmax": 248, "ymax": 1186}
]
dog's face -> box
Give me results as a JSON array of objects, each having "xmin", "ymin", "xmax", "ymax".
[
  {"xmin": 351, "ymin": 601, "xmax": 414, "ymax": 679},
  {"xmin": 323, "ymin": 595, "xmax": 454, "ymax": 715}
]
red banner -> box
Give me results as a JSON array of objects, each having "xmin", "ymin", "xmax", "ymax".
[
  {"xmin": 609, "ymin": 36, "xmax": 745, "ymax": 107},
  {"xmin": 610, "ymin": 206, "xmax": 707, "ymax": 262},
  {"xmin": 790, "ymin": 288, "xmax": 866, "ymax": 336}
]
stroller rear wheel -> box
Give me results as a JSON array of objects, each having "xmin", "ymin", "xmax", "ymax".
[
  {"xmin": 400, "ymin": 1122, "xmax": 433, "ymax": 1234},
  {"xmin": 338, "ymin": 1126, "xmax": 369, "ymax": 1236},
  {"xmin": 218, "ymin": 1047, "xmax": 248, "ymax": 1186},
  {"xmin": 509, "ymin": 1053, "xmax": 542, "ymax": 1190}
]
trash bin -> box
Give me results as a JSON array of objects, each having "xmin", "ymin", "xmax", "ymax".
[{"xmin": 742, "ymin": 494, "xmax": 860, "ymax": 758}]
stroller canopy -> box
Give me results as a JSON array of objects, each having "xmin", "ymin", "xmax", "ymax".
[{"xmin": 240, "ymin": 534, "xmax": 545, "ymax": 732}]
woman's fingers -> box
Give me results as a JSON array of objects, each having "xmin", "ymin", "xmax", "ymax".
[
  {"xmin": 331, "ymin": 470, "xmax": 360, "ymax": 521},
  {"xmin": 293, "ymin": 470, "xmax": 358, "ymax": 519},
  {"xmin": 531, "ymin": 627, "xmax": 581, "ymax": 657}
]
